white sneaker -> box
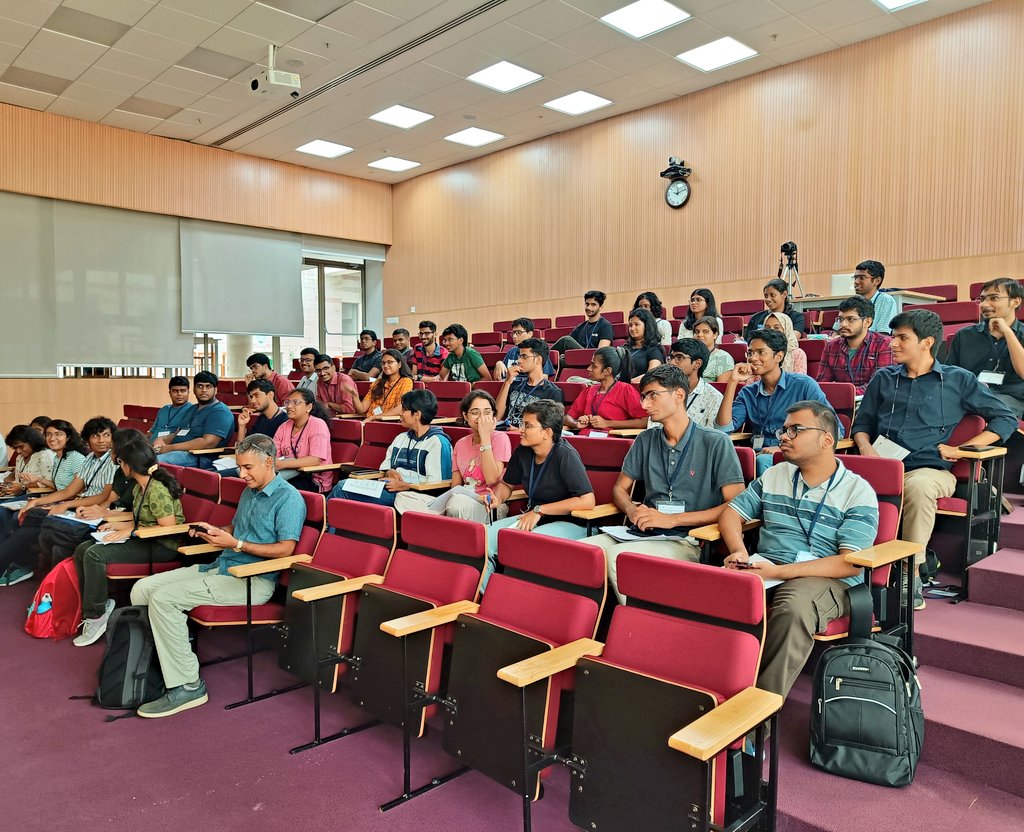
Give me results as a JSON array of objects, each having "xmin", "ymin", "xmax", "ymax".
[{"xmin": 73, "ymin": 601, "xmax": 115, "ymax": 647}]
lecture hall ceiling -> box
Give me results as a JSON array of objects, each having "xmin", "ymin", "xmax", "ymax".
[{"xmin": 0, "ymin": 0, "xmax": 990, "ymax": 182}]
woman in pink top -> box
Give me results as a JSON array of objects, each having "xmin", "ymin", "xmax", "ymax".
[
  {"xmin": 272, "ymin": 388, "xmax": 332, "ymax": 493},
  {"xmin": 394, "ymin": 390, "xmax": 511, "ymax": 522},
  {"xmin": 564, "ymin": 347, "xmax": 648, "ymax": 436}
]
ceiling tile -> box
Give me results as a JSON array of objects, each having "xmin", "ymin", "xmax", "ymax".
[
  {"xmin": 0, "ymin": 17, "xmax": 40, "ymax": 49},
  {"xmin": 798, "ymin": 0, "xmax": 885, "ymax": 34},
  {"xmin": 760, "ymin": 33, "xmax": 835, "ymax": 63},
  {"xmin": 77, "ymin": 65, "xmax": 149, "ymax": 94},
  {"xmin": 509, "ymin": 0, "xmax": 593, "ymax": 39},
  {"xmin": 588, "ymin": 74, "xmax": 656, "ymax": 101},
  {"xmin": 405, "ymin": 88, "xmax": 466, "ymax": 117},
  {"xmin": 555, "ymin": 20, "xmax": 636, "ymax": 59},
  {"xmin": 94, "ymin": 47, "xmax": 167, "ymax": 80},
  {"xmin": 283, "ymin": 23, "xmax": 366, "ymax": 58},
  {"xmin": 0, "ymin": 64, "xmax": 72, "ymax": 94},
  {"xmin": 642, "ymin": 18, "xmax": 725, "ymax": 56},
  {"xmin": 423, "ymin": 43, "xmax": 501, "ymax": 77},
  {"xmin": 27, "ymin": 28, "xmax": 109, "ymax": 63},
  {"xmin": 119, "ymin": 95, "xmax": 182, "ymax": 118},
  {"xmin": 46, "ymin": 96, "xmax": 116, "ymax": 120},
  {"xmin": 827, "ymin": 13, "xmax": 905, "ymax": 46},
  {"xmin": 42, "ymin": 6, "xmax": 131, "ymax": 47},
  {"xmin": 384, "ymin": 61, "xmax": 461, "ymax": 93},
  {"xmin": 176, "ymin": 46, "xmax": 253, "ymax": 78},
  {"xmin": 135, "ymin": 80, "xmax": 201, "ymax": 107},
  {"xmin": 513, "ymin": 41, "xmax": 585, "ymax": 75},
  {"xmin": 229, "ymin": 2, "xmax": 314, "ymax": 41},
  {"xmin": 149, "ymin": 119, "xmax": 206, "ymax": 139},
  {"xmin": 167, "ymin": 106, "xmax": 232, "ymax": 128},
  {"xmin": 701, "ymin": 0, "xmax": 790, "ymax": 31},
  {"xmin": 13, "ymin": 49, "xmax": 91, "ymax": 82},
  {"xmin": 135, "ymin": 4, "xmax": 222, "ymax": 43},
  {"xmin": 258, "ymin": 0, "xmax": 347, "ymax": 22},
  {"xmin": 737, "ymin": 15, "xmax": 820, "ymax": 52},
  {"xmin": 200, "ymin": 26, "xmax": 268, "ymax": 62},
  {"xmin": 0, "ymin": 42, "xmax": 17, "ymax": 63},
  {"xmin": 115, "ymin": 28, "xmax": 193, "ymax": 63},
  {"xmin": 464, "ymin": 22, "xmax": 545, "ymax": 58},
  {"xmin": 101, "ymin": 108, "xmax": 163, "ymax": 130},
  {"xmin": 158, "ymin": 0, "xmax": 252, "ymax": 26},
  {"xmin": 0, "ymin": 0, "xmax": 60, "ymax": 28},
  {"xmin": 353, "ymin": 0, "xmax": 434, "ymax": 21},
  {"xmin": 187, "ymin": 93, "xmax": 251, "ymax": 116},
  {"xmin": 549, "ymin": 58, "xmax": 620, "ymax": 89},
  {"xmin": 624, "ymin": 57, "xmax": 696, "ymax": 88},
  {"xmin": 61, "ymin": 0, "xmax": 156, "ymax": 27},
  {"xmin": 894, "ymin": 0, "xmax": 986, "ymax": 26},
  {"xmin": 772, "ymin": 0, "xmax": 831, "ymax": 11},
  {"xmin": 595, "ymin": 41, "xmax": 674, "ymax": 73},
  {"xmin": 61, "ymin": 80, "xmax": 131, "ymax": 107},
  {"xmin": 559, "ymin": 0, "xmax": 623, "ymax": 16},
  {"xmin": 155, "ymin": 64, "xmax": 224, "ymax": 94},
  {"xmin": 0, "ymin": 81, "xmax": 57, "ymax": 109},
  {"xmin": 320, "ymin": 2, "xmax": 405, "ymax": 40}
]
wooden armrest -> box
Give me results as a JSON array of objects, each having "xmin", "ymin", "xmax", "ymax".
[
  {"xmin": 729, "ymin": 432, "xmax": 753, "ymax": 442},
  {"xmin": 836, "ymin": 438, "xmax": 854, "ymax": 450},
  {"xmin": 609, "ymin": 428, "xmax": 643, "ymax": 437},
  {"xmin": 508, "ymin": 488, "xmax": 527, "ymax": 501},
  {"xmin": 689, "ymin": 519, "xmax": 761, "ymax": 542},
  {"xmin": 350, "ymin": 470, "xmax": 384, "ymax": 480},
  {"xmin": 0, "ymin": 466, "xmax": 12, "ymax": 472},
  {"xmin": 227, "ymin": 553, "xmax": 312, "ymax": 578},
  {"xmin": 105, "ymin": 511, "xmax": 133, "ymax": 522},
  {"xmin": 407, "ymin": 479, "xmax": 453, "ymax": 492},
  {"xmin": 571, "ymin": 503, "xmax": 621, "ymax": 520},
  {"xmin": 134, "ymin": 523, "xmax": 191, "ymax": 538},
  {"xmin": 336, "ymin": 413, "xmax": 361, "ymax": 419},
  {"xmin": 380, "ymin": 600, "xmax": 480, "ymax": 637},
  {"xmin": 28, "ymin": 486, "xmax": 55, "ymax": 494},
  {"xmin": 955, "ymin": 445, "xmax": 1008, "ymax": 459},
  {"xmin": 844, "ymin": 539, "xmax": 921, "ymax": 569},
  {"xmin": 299, "ymin": 462, "xmax": 343, "ymax": 472},
  {"xmin": 291, "ymin": 573, "xmax": 385, "ymax": 603},
  {"xmin": 191, "ymin": 447, "xmax": 229, "ymax": 455},
  {"xmin": 177, "ymin": 543, "xmax": 220, "ymax": 556},
  {"xmin": 227, "ymin": 405, "xmax": 245, "ymax": 411},
  {"xmin": 497, "ymin": 638, "xmax": 604, "ymax": 688},
  {"xmin": 668, "ymin": 686, "xmax": 783, "ymax": 761}
]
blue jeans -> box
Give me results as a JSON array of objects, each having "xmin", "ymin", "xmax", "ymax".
[
  {"xmin": 157, "ymin": 450, "xmax": 204, "ymax": 468},
  {"xmin": 755, "ymin": 448, "xmax": 778, "ymax": 476},
  {"xmin": 482, "ymin": 516, "xmax": 589, "ymax": 591},
  {"xmin": 328, "ymin": 481, "xmax": 397, "ymax": 508}
]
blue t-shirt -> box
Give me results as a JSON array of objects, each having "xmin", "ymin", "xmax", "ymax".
[
  {"xmin": 504, "ymin": 345, "xmax": 554, "ymax": 376},
  {"xmin": 150, "ymin": 403, "xmax": 196, "ymax": 440},
  {"xmin": 722, "ymin": 371, "xmax": 841, "ymax": 445},
  {"xmin": 179, "ymin": 400, "xmax": 234, "ymax": 443}
]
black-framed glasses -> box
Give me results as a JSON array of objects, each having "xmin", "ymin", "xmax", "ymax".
[
  {"xmin": 975, "ymin": 294, "xmax": 1009, "ymax": 304},
  {"xmin": 836, "ymin": 316, "xmax": 863, "ymax": 325},
  {"xmin": 775, "ymin": 425, "xmax": 827, "ymax": 440}
]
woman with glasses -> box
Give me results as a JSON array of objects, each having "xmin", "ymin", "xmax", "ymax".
[
  {"xmin": 623, "ymin": 307, "xmax": 665, "ymax": 383},
  {"xmin": 744, "ymin": 278, "xmax": 807, "ymax": 338},
  {"xmin": 678, "ymin": 289, "xmax": 725, "ymax": 342},
  {"xmin": 272, "ymin": 388, "xmax": 333, "ymax": 493},
  {"xmin": 483, "ymin": 400, "xmax": 595, "ymax": 586},
  {"xmin": 70, "ymin": 439, "xmax": 186, "ymax": 646},
  {"xmin": 395, "ymin": 390, "xmax": 512, "ymax": 522},
  {"xmin": 351, "ymin": 348, "xmax": 414, "ymax": 421}
]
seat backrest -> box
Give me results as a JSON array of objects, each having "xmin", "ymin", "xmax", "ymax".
[
  {"xmin": 492, "ymin": 319, "xmax": 514, "ymax": 334},
  {"xmin": 123, "ymin": 404, "xmax": 150, "ymax": 421},
  {"xmin": 355, "ymin": 380, "xmax": 372, "ymax": 400},
  {"xmin": 178, "ymin": 467, "xmax": 220, "ymax": 523},
  {"xmin": 819, "ymin": 309, "xmax": 839, "ymax": 331},
  {"xmin": 329, "ymin": 418, "xmax": 361, "ymax": 465},
  {"xmin": 948, "ymin": 414, "xmax": 987, "ymax": 483},
  {"xmin": 425, "ymin": 380, "xmax": 471, "ymax": 403},
  {"xmin": 400, "ymin": 512, "xmax": 487, "ymax": 578},
  {"xmin": 556, "ymin": 314, "xmax": 584, "ymax": 328},
  {"xmin": 313, "ymin": 499, "xmax": 396, "ymax": 576},
  {"xmin": 905, "ymin": 300, "xmax": 979, "ymax": 324},
  {"xmin": 472, "ymin": 331, "xmax": 503, "ymax": 348},
  {"xmin": 544, "ymin": 326, "xmax": 573, "ymax": 341},
  {"xmin": 354, "ymin": 422, "xmax": 407, "ymax": 469},
  {"xmin": 909, "ymin": 283, "xmax": 958, "ymax": 302},
  {"xmin": 818, "ymin": 381, "xmax": 856, "ymax": 418},
  {"xmin": 555, "ymin": 382, "xmax": 586, "ymax": 409},
  {"xmin": 483, "ymin": 530, "xmax": 605, "ymax": 645},
  {"xmin": 564, "ymin": 348, "xmax": 593, "ymax": 370},
  {"xmin": 293, "ymin": 491, "xmax": 325, "ymax": 563},
  {"xmin": 722, "ymin": 342, "xmax": 747, "ymax": 362},
  {"xmin": 970, "ymin": 279, "xmax": 1024, "ymax": 302},
  {"xmin": 602, "ymin": 311, "xmax": 624, "ymax": 324},
  {"xmin": 531, "ymin": 317, "xmax": 552, "ymax": 330},
  {"xmin": 837, "ymin": 456, "xmax": 904, "ymax": 545},
  {"xmin": 608, "ymin": 554, "xmax": 765, "ymax": 701},
  {"xmin": 382, "ymin": 549, "xmax": 482, "ymax": 606},
  {"xmin": 735, "ymin": 446, "xmax": 755, "ymax": 483},
  {"xmin": 721, "ymin": 315, "xmax": 744, "ymax": 335},
  {"xmin": 565, "ymin": 435, "xmax": 632, "ymax": 504},
  {"xmin": 720, "ymin": 299, "xmax": 764, "ymax": 317},
  {"xmin": 799, "ymin": 339, "xmax": 827, "ymax": 362},
  {"xmin": 473, "ymin": 380, "xmax": 503, "ymax": 398},
  {"xmin": 442, "ymin": 424, "xmax": 473, "ymax": 445}
]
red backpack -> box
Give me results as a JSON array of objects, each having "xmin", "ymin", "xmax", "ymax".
[{"xmin": 25, "ymin": 557, "xmax": 82, "ymax": 640}]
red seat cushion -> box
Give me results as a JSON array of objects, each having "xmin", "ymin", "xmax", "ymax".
[
  {"xmin": 189, "ymin": 601, "xmax": 285, "ymax": 625},
  {"xmin": 107, "ymin": 562, "xmax": 181, "ymax": 578}
]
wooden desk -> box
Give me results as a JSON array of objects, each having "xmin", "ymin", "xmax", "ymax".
[{"xmin": 789, "ymin": 291, "xmax": 943, "ymax": 313}]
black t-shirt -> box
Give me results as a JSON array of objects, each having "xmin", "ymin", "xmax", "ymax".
[
  {"xmin": 111, "ymin": 468, "xmax": 135, "ymax": 510},
  {"xmin": 570, "ymin": 317, "xmax": 614, "ymax": 349},
  {"xmin": 251, "ymin": 408, "xmax": 289, "ymax": 438},
  {"xmin": 623, "ymin": 344, "xmax": 664, "ymax": 381},
  {"xmin": 503, "ymin": 440, "xmax": 592, "ymax": 521},
  {"xmin": 505, "ymin": 378, "xmax": 563, "ymax": 427}
]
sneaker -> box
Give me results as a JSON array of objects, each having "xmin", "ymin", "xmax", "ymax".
[
  {"xmin": 137, "ymin": 681, "xmax": 208, "ymax": 719},
  {"xmin": 72, "ymin": 600, "xmax": 116, "ymax": 647},
  {"xmin": 913, "ymin": 577, "xmax": 926, "ymax": 611},
  {"xmin": 5, "ymin": 566, "xmax": 33, "ymax": 586}
]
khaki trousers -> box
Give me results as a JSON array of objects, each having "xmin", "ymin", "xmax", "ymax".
[
  {"xmin": 587, "ymin": 533, "xmax": 702, "ymax": 605},
  {"xmin": 901, "ymin": 468, "xmax": 957, "ymax": 566},
  {"xmin": 757, "ymin": 576, "xmax": 851, "ymax": 698}
]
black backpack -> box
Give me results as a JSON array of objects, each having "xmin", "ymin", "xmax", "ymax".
[
  {"xmin": 95, "ymin": 606, "xmax": 165, "ymax": 712},
  {"xmin": 810, "ymin": 636, "xmax": 924, "ymax": 787}
]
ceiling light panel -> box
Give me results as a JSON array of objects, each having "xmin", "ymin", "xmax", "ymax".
[
  {"xmin": 601, "ymin": 0, "xmax": 691, "ymax": 39},
  {"xmin": 872, "ymin": 0, "xmax": 929, "ymax": 10},
  {"xmin": 543, "ymin": 90, "xmax": 612, "ymax": 115},
  {"xmin": 676, "ymin": 37, "xmax": 757, "ymax": 72},
  {"xmin": 444, "ymin": 127, "xmax": 505, "ymax": 147},
  {"xmin": 369, "ymin": 104, "xmax": 434, "ymax": 128},
  {"xmin": 296, "ymin": 139, "xmax": 353, "ymax": 158},
  {"xmin": 368, "ymin": 156, "xmax": 421, "ymax": 172},
  {"xmin": 466, "ymin": 60, "xmax": 542, "ymax": 92}
]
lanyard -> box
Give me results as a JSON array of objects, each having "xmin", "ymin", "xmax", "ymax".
[
  {"xmin": 987, "ymin": 331, "xmax": 1011, "ymax": 372},
  {"xmin": 844, "ymin": 340, "xmax": 869, "ymax": 382},
  {"xmin": 376, "ymin": 379, "xmax": 398, "ymax": 406},
  {"xmin": 527, "ymin": 452, "xmax": 553, "ymax": 510},
  {"xmin": 132, "ymin": 476, "xmax": 154, "ymax": 530},
  {"xmin": 82, "ymin": 451, "xmax": 110, "ymax": 492},
  {"xmin": 591, "ymin": 381, "xmax": 616, "ymax": 415},
  {"xmin": 580, "ymin": 321, "xmax": 600, "ymax": 347},
  {"xmin": 792, "ymin": 466, "xmax": 839, "ymax": 550},
  {"xmin": 51, "ymin": 454, "xmax": 65, "ymax": 483},
  {"xmin": 289, "ymin": 420, "xmax": 309, "ymax": 459},
  {"xmin": 752, "ymin": 381, "xmax": 787, "ymax": 438},
  {"xmin": 664, "ymin": 422, "xmax": 695, "ymax": 501}
]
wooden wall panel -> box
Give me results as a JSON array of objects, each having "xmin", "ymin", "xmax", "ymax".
[
  {"xmin": 385, "ymin": 0, "xmax": 1024, "ymax": 335},
  {"xmin": 0, "ymin": 105, "xmax": 391, "ymax": 244},
  {"xmin": 0, "ymin": 379, "xmax": 173, "ymax": 434}
]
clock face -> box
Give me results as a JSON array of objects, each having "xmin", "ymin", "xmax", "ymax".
[{"xmin": 665, "ymin": 178, "xmax": 690, "ymax": 208}]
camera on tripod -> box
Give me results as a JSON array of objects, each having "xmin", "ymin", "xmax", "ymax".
[
  {"xmin": 777, "ymin": 241, "xmax": 803, "ymax": 297},
  {"xmin": 780, "ymin": 241, "xmax": 798, "ymax": 262}
]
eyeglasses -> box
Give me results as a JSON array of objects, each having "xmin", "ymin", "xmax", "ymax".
[
  {"xmin": 417, "ymin": 331, "xmax": 433, "ymax": 337},
  {"xmin": 466, "ymin": 409, "xmax": 494, "ymax": 417},
  {"xmin": 520, "ymin": 421, "xmax": 543, "ymax": 432},
  {"xmin": 640, "ymin": 390, "xmax": 671, "ymax": 403},
  {"xmin": 852, "ymin": 275, "xmax": 878, "ymax": 283},
  {"xmin": 836, "ymin": 316, "xmax": 863, "ymax": 325},
  {"xmin": 518, "ymin": 352, "xmax": 538, "ymax": 361},
  {"xmin": 282, "ymin": 399, "xmax": 308, "ymax": 408},
  {"xmin": 510, "ymin": 329, "xmax": 527, "ymax": 336},
  {"xmin": 669, "ymin": 353, "xmax": 688, "ymax": 362},
  {"xmin": 976, "ymin": 294, "xmax": 1009, "ymax": 303},
  {"xmin": 774, "ymin": 425, "xmax": 828, "ymax": 440},
  {"xmin": 314, "ymin": 366, "xmax": 333, "ymax": 375}
]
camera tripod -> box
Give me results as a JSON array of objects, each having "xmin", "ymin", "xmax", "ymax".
[{"xmin": 778, "ymin": 254, "xmax": 805, "ymax": 298}]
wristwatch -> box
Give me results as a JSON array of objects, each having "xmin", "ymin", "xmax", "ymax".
[
  {"xmin": 233, "ymin": 539, "xmax": 245, "ymax": 552},
  {"xmin": 533, "ymin": 505, "xmax": 544, "ymax": 516}
]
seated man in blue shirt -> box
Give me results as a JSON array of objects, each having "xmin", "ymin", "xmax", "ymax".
[
  {"xmin": 148, "ymin": 376, "xmax": 195, "ymax": 444},
  {"xmin": 852, "ymin": 309, "xmax": 1017, "ymax": 609},
  {"xmin": 154, "ymin": 371, "xmax": 235, "ymax": 469},
  {"xmin": 130, "ymin": 434, "xmax": 306, "ymax": 718},
  {"xmin": 717, "ymin": 328, "xmax": 840, "ymax": 475},
  {"xmin": 721, "ymin": 400, "xmax": 879, "ymax": 698}
]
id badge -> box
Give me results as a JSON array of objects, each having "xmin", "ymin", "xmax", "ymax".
[
  {"xmin": 588, "ymin": 430, "xmax": 608, "ymax": 439},
  {"xmin": 752, "ymin": 435, "xmax": 765, "ymax": 451},
  {"xmin": 979, "ymin": 371, "xmax": 1005, "ymax": 386},
  {"xmin": 176, "ymin": 428, "xmax": 190, "ymax": 437},
  {"xmin": 157, "ymin": 430, "xmax": 172, "ymax": 438},
  {"xmin": 656, "ymin": 500, "xmax": 686, "ymax": 515},
  {"xmin": 373, "ymin": 406, "xmax": 383, "ymax": 415}
]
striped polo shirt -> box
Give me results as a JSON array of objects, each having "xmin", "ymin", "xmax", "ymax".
[
  {"xmin": 77, "ymin": 450, "xmax": 117, "ymax": 498},
  {"xmin": 729, "ymin": 459, "xmax": 878, "ymax": 586}
]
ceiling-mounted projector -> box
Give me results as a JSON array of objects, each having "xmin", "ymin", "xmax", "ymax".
[{"xmin": 250, "ymin": 45, "xmax": 300, "ymax": 97}]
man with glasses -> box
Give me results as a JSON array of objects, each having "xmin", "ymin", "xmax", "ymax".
[
  {"xmin": 817, "ymin": 296, "xmax": 893, "ymax": 394},
  {"xmin": 947, "ymin": 277, "xmax": 1024, "ymax": 417},
  {"xmin": 720, "ymin": 401, "xmax": 879, "ymax": 698},
  {"xmin": 314, "ymin": 354, "xmax": 359, "ymax": 415},
  {"xmin": 350, "ymin": 329, "xmax": 383, "ymax": 381},
  {"xmin": 668, "ymin": 338, "xmax": 723, "ymax": 428},
  {"xmin": 832, "ymin": 260, "xmax": 896, "ymax": 334},
  {"xmin": 295, "ymin": 346, "xmax": 320, "ymax": 395},
  {"xmin": 245, "ymin": 352, "xmax": 294, "ymax": 405},
  {"xmin": 411, "ymin": 320, "xmax": 448, "ymax": 381},
  {"xmin": 587, "ymin": 365, "xmax": 744, "ymax": 604},
  {"xmin": 717, "ymin": 329, "xmax": 839, "ymax": 475},
  {"xmin": 496, "ymin": 338, "xmax": 562, "ymax": 430},
  {"xmin": 494, "ymin": 318, "xmax": 554, "ymax": 380},
  {"xmin": 155, "ymin": 371, "xmax": 234, "ymax": 469}
]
